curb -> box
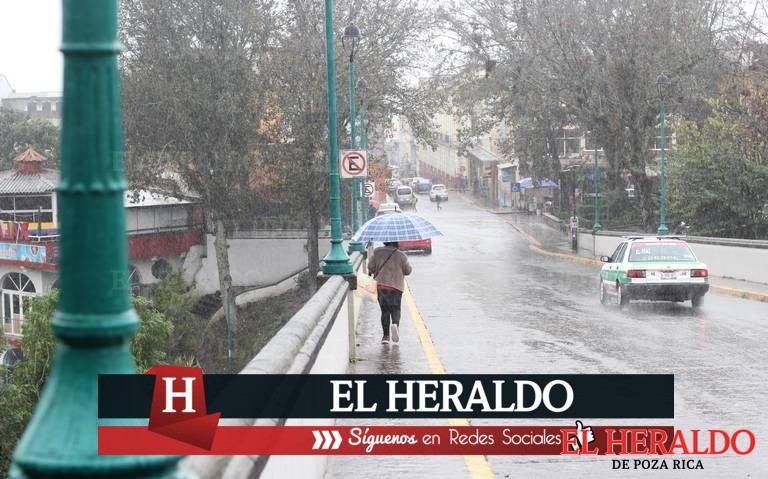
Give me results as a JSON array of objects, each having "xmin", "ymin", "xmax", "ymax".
[{"xmin": 507, "ymin": 222, "xmax": 768, "ymax": 303}]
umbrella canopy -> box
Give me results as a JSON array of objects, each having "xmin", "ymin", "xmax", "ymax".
[{"xmin": 352, "ymin": 212, "xmax": 442, "ymax": 242}]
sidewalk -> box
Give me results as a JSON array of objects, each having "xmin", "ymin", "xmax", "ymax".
[{"xmin": 506, "ymin": 214, "xmax": 768, "ymax": 303}]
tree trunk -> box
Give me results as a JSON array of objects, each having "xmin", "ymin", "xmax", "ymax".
[
  {"xmin": 306, "ymin": 201, "xmax": 320, "ymax": 295},
  {"xmin": 213, "ymin": 217, "xmax": 236, "ymax": 332}
]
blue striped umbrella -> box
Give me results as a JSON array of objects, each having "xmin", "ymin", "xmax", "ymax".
[{"xmin": 352, "ymin": 212, "xmax": 442, "ymax": 242}]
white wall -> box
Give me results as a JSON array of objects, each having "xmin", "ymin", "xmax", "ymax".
[{"xmin": 187, "ymin": 235, "xmax": 332, "ymax": 294}]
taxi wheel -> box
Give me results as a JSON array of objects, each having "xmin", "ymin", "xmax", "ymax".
[
  {"xmin": 599, "ymin": 280, "xmax": 608, "ymax": 305},
  {"xmin": 691, "ymin": 294, "xmax": 704, "ymax": 309},
  {"xmin": 617, "ymin": 282, "xmax": 629, "ymax": 309}
]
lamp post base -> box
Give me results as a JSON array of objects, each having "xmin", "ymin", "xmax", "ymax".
[
  {"xmin": 348, "ymin": 240, "xmax": 365, "ymax": 253},
  {"xmin": 593, "ymin": 223, "xmax": 602, "ymax": 234},
  {"xmin": 657, "ymin": 224, "xmax": 670, "ymax": 236},
  {"xmin": 322, "ymin": 240, "xmax": 354, "ymax": 275}
]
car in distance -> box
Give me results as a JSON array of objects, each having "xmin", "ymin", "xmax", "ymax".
[
  {"xmin": 599, "ymin": 236, "xmax": 709, "ymax": 308},
  {"xmin": 375, "ymin": 202, "xmax": 402, "ymax": 216},
  {"xmin": 429, "ymin": 184, "xmax": 449, "ymax": 202},
  {"xmin": 399, "ymin": 238, "xmax": 432, "ymax": 255},
  {"xmin": 386, "ymin": 178, "xmax": 401, "ymax": 194},
  {"xmin": 415, "ymin": 178, "xmax": 432, "ymax": 194},
  {"xmin": 395, "ymin": 185, "xmax": 414, "ymax": 204}
]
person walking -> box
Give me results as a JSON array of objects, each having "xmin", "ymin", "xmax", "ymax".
[
  {"xmin": 368, "ymin": 241, "xmax": 412, "ymax": 344},
  {"xmin": 435, "ymin": 195, "xmax": 442, "ymax": 211}
]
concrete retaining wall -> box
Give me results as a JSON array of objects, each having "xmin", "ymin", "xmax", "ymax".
[
  {"xmin": 180, "ymin": 252, "xmax": 365, "ymax": 479},
  {"xmin": 184, "ymin": 234, "xmax": 332, "ymax": 294},
  {"xmin": 576, "ymin": 231, "xmax": 768, "ymax": 284}
]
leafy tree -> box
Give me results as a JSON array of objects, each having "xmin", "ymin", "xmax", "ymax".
[
  {"xmin": 0, "ymin": 290, "xmax": 173, "ymax": 475},
  {"xmin": 442, "ymin": 0, "xmax": 744, "ymax": 229},
  {"xmin": 120, "ymin": 0, "xmax": 278, "ymax": 311},
  {"xmin": 150, "ymin": 270, "xmax": 205, "ymax": 364},
  {"xmin": 670, "ymin": 80, "xmax": 768, "ymax": 238},
  {"xmin": 0, "ymin": 109, "xmax": 59, "ymax": 169}
]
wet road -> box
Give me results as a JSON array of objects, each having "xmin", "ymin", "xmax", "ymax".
[{"xmin": 327, "ymin": 194, "xmax": 768, "ymax": 478}]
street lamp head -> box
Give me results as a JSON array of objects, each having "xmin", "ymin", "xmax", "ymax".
[
  {"xmin": 656, "ymin": 73, "xmax": 671, "ymax": 99},
  {"xmin": 342, "ymin": 23, "xmax": 362, "ymax": 61}
]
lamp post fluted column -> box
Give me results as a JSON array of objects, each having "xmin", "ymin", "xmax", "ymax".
[
  {"xmin": 345, "ymin": 24, "xmax": 364, "ymax": 253},
  {"xmin": 321, "ymin": 0, "xmax": 353, "ymax": 274},
  {"xmin": 359, "ymin": 78, "xmax": 369, "ymax": 223},
  {"xmin": 11, "ymin": 1, "xmax": 180, "ymax": 476},
  {"xmin": 593, "ymin": 137, "xmax": 602, "ymax": 233},
  {"xmin": 657, "ymin": 73, "xmax": 671, "ymax": 236}
]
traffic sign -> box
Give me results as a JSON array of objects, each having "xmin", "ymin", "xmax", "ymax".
[
  {"xmin": 340, "ymin": 150, "xmax": 368, "ymax": 178},
  {"xmin": 364, "ymin": 181, "xmax": 375, "ymax": 197}
]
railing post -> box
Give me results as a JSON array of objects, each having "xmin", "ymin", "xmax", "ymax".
[{"xmin": 11, "ymin": 1, "xmax": 181, "ymax": 477}]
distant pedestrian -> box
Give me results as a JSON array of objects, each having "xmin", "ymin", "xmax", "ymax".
[
  {"xmin": 435, "ymin": 195, "xmax": 442, "ymax": 211},
  {"xmin": 367, "ymin": 241, "xmax": 412, "ymax": 344}
]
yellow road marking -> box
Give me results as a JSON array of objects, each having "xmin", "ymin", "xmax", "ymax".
[
  {"xmin": 507, "ymin": 221, "xmax": 768, "ymax": 302},
  {"xmin": 403, "ymin": 284, "xmax": 495, "ymax": 479}
]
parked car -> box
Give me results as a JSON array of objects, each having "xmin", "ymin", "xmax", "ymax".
[
  {"xmin": 599, "ymin": 236, "xmax": 709, "ymax": 308},
  {"xmin": 415, "ymin": 178, "xmax": 432, "ymax": 194},
  {"xmin": 399, "ymin": 238, "xmax": 432, "ymax": 254},
  {"xmin": 375, "ymin": 202, "xmax": 402, "ymax": 216},
  {"xmin": 429, "ymin": 184, "xmax": 449, "ymax": 202}
]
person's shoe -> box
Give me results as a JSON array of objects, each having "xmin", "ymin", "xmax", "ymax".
[
  {"xmin": 381, "ymin": 335, "xmax": 390, "ymax": 344},
  {"xmin": 390, "ymin": 324, "xmax": 400, "ymax": 344}
]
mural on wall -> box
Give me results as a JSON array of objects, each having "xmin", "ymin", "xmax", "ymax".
[{"xmin": 0, "ymin": 243, "xmax": 47, "ymax": 263}]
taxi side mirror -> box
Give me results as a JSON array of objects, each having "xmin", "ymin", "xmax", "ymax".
[{"xmin": 600, "ymin": 255, "xmax": 611, "ymax": 262}]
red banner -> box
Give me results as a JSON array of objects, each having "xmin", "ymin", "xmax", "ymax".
[{"xmin": 99, "ymin": 425, "xmax": 674, "ymax": 456}]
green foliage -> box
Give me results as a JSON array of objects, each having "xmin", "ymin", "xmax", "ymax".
[
  {"xmin": 150, "ymin": 270, "xmax": 205, "ymax": 365},
  {"xmin": 670, "ymin": 111, "xmax": 768, "ymax": 239},
  {"xmin": 0, "ymin": 290, "xmax": 174, "ymax": 475},
  {"xmin": 0, "ymin": 109, "xmax": 59, "ymax": 169}
]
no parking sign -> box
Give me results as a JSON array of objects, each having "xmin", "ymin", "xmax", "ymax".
[{"xmin": 340, "ymin": 150, "xmax": 368, "ymax": 179}]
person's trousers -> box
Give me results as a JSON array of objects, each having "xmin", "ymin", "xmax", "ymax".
[{"xmin": 377, "ymin": 288, "xmax": 403, "ymax": 334}]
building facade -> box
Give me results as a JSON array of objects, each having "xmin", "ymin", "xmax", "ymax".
[
  {"xmin": 0, "ymin": 74, "xmax": 62, "ymax": 126},
  {"xmin": 0, "ymin": 148, "xmax": 204, "ymax": 342}
]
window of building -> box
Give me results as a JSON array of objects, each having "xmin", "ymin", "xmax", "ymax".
[
  {"xmin": 36, "ymin": 103, "xmax": 43, "ymax": 112},
  {"xmin": 26, "ymin": 102, "xmax": 35, "ymax": 112},
  {"xmin": 0, "ymin": 195, "xmax": 55, "ymax": 223},
  {"xmin": 42, "ymin": 102, "xmax": 51, "ymax": 112}
]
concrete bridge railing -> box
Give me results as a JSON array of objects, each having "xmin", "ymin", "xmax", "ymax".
[{"xmin": 181, "ymin": 252, "xmax": 365, "ymax": 479}]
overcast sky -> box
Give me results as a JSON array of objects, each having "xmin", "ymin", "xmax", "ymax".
[{"xmin": 0, "ymin": 0, "xmax": 63, "ymax": 92}]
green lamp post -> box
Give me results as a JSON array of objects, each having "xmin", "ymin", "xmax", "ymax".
[
  {"xmin": 358, "ymin": 77, "xmax": 369, "ymax": 223},
  {"xmin": 657, "ymin": 73, "xmax": 671, "ymax": 236},
  {"xmin": 344, "ymin": 23, "xmax": 364, "ymax": 253},
  {"xmin": 591, "ymin": 132, "xmax": 602, "ymax": 233},
  {"xmin": 321, "ymin": 0, "xmax": 353, "ymax": 275},
  {"xmin": 11, "ymin": 1, "xmax": 180, "ymax": 477},
  {"xmin": 223, "ymin": 273, "xmax": 233, "ymax": 374}
]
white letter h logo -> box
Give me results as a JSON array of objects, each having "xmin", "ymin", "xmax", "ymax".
[{"xmin": 163, "ymin": 377, "xmax": 196, "ymax": 413}]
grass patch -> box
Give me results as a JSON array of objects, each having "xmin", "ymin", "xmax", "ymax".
[{"xmin": 202, "ymin": 286, "xmax": 311, "ymax": 373}]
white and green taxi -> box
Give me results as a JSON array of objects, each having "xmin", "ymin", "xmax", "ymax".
[{"xmin": 599, "ymin": 236, "xmax": 709, "ymax": 308}]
